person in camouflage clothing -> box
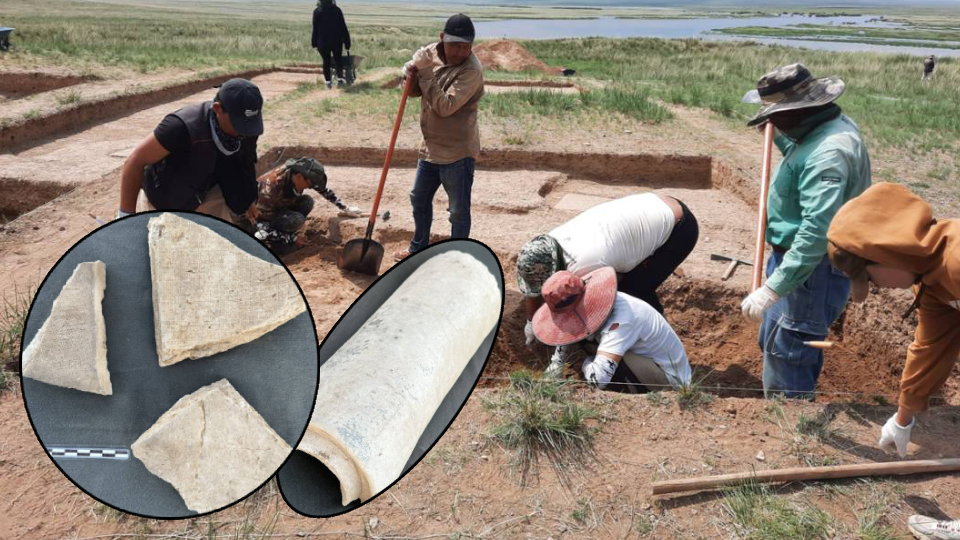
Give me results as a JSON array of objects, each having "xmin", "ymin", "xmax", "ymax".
[{"xmin": 252, "ymin": 157, "xmax": 358, "ymax": 253}]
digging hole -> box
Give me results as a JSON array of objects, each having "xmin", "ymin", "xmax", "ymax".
[
  {"xmin": 0, "ymin": 72, "xmax": 95, "ymax": 101},
  {"xmin": 488, "ymin": 278, "xmax": 912, "ymax": 404},
  {"xmin": 0, "ymin": 178, "xmax": 73, "ymax": 223}
]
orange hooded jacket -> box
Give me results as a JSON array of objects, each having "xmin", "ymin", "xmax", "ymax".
[{"xmin": 827, "ymin": 182, "xmax": 960, "ymax": 413}]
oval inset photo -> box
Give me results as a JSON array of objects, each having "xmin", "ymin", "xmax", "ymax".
[
  {"xmin": 20, "ymin": 212, "xmax": 319, "ymax": 518},
  {"xmin": 277, "ymin": 239, "xmax": 504, "ymax": 517}
]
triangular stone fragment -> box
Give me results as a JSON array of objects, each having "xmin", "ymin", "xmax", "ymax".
[
  {"xmin": 22, "ymin": 261, "xmax": 111, "ymax": 395},
  {"xmin": 147, "ymin": 213, "xmax": 306, "ymax": 366},
  {"xmin": 131, "ymin": 379, "xmax": 291, "ymax": 514}
]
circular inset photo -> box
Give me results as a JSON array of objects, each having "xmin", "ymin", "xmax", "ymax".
[
  {"xmin": 277, "ymin": 239, "xmax": 504, "ymax": 517},
  {"xmin": 20, "ymin": 212, "xmax": 319, "ymax": 518}
]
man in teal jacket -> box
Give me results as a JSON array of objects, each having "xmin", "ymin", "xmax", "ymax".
[{"xmin": 739, "ymin": 63, "xmax": 872, "ymax": 399}]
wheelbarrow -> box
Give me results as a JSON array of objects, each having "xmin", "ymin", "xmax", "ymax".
[
  {"xmin": 343, "ymin": 50, "xmax": 363, "ymax": 86},
  {"xmin": 0, "ymin": 28, "xmax": 14, "ymax": 52}
]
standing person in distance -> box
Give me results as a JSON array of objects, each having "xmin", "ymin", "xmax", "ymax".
[{"xmin": 312, "ymin": 0, "xmax": 351, "ymax": 89}]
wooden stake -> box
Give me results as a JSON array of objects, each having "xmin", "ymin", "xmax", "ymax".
[{"xmin": 652, "ymin": 458, "xmax": 960, "ymax": 496}]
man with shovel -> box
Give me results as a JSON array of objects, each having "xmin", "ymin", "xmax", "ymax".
[
  {"xmin": 739, "ymin": 63, "xmax": 871, "ymax": 399},
  {"xmin": 393, "ymin": 13, "xmax": 485, "ymax": 261},
  {"xmin": 118, "ymin": 78, "xmax": 263, "ymax": 223},
  {"xmin": 827, "ymin": 183, "xmax": 960, "ymax": 540}
]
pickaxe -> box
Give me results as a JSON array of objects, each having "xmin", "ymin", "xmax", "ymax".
[{"xmin": 710, "ymin": 253, "xmax": 754, "ymax": 281}]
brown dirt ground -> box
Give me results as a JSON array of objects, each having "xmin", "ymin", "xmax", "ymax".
[
  {"xmin": 474, "ymin": 39, "xmax": 569, "ymax": 75},
  {"xmin": 1, "ymin": 54, "xmax": 958, "ymax": 539}
]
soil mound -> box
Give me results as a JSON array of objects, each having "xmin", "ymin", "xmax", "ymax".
[{"xmin": 474, "ymin": 40, "xmax": 566, "ymax": 75}]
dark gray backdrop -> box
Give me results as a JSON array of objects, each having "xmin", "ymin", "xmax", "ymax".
[
  {"xmin": 277, "ymin": 239, "xmax": 504, "ymax": 517},
  {"xmin": 21, "ymin": 211, "xmax": 319, "ymax": 518}
]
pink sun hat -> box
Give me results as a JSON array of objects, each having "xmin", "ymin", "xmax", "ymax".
[{"xmin": 532, "ymin": 267, "xmax": 617, "ymax": 346}]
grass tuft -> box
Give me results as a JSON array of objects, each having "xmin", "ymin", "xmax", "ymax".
[
  {"xmin": 0, "ymin": 285, "xmax": 34, "ymax": 392},
  {"xmin": 722, "ymin": 481, "xmax": 834, "ymax": 540},
  {"xmin": 485, "ymin": 370, "xmax": 600, "ymax": 487}
]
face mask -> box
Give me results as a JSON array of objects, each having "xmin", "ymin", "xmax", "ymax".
[{"xmin": 209, "ymin": 111, "xmax": 242, "ymax": 156}]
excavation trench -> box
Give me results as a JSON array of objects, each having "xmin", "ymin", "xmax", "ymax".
[
  {"xmin": 0, "ymin": 67, "xmax": 301, "ymax": 151},
  {"xmin": 0, "ymin": 72, "xmax": 96, "ymax": 101},
  {"xmin": 0, "ymin": 178, "xmax": 73, "ymax": 223},
  {"xmin": 262, "ymin": 145, "xmax": 936, "ymax": 406},
  {"xmin": 492, "ymin": 278, "xmax": 918, "ymax": 404}
]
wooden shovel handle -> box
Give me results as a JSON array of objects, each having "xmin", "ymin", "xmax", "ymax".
[
  {"xmin": 367, "ymin": 74, "xmax": 415, "ymax": 235},
  {"xmin": 752, "ymin": 123, "xmax": 775, "ymax": 291}
]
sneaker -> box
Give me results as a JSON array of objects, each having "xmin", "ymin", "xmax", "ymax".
[
  {"xmin": 393, "ymin": 248, "xmax": 414, "ymax": 262},
  {"xmin": 337, "ymin": 77, "xmax": 346, "ymax": 87},
  {"xmin": 909, "ymin": 516, "xmax": 960, "ymax": 540},
  {"xmin": 325, "ymin": 80, "xmax": 332, "ymax": 89}
]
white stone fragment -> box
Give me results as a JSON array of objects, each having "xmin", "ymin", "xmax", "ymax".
[
  {"xmin": 22, "ymin": 261, "xmax": 111, "ymax": 395},
  {"xmin": 131, "ymin": 379, "xmax": 291, "ymax": 513},
  {"xmin": 147, "ymin": 213, "xmax": 306, "ymax": 366}
]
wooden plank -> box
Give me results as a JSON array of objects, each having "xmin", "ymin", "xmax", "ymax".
[{"xmin": 652, "ymin": 458, "xmax": 960, "ymax": 496}]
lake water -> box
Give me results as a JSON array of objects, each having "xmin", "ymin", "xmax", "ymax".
[{"xmin": 474, "ymin": 14, "xmax": 960, "ymax": 57}]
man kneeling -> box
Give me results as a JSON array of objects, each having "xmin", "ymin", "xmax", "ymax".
[
  {"xmin": 531, "ymin": 267, "xmax": 692, "ymax": 393},
  {"xmin": 252, "ymin": 157, "xmax": 358, "ymax": 253}
]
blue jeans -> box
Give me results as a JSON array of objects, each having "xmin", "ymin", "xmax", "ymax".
[
  {"xmin": 758, "ymin": 251, "xmax": 851, "ymax": 399},
  {"xmin": 409, "ymin": 158, "xmax": 475, "ymax": 252}
]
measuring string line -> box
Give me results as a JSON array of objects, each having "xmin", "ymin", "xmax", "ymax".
[{"xmin": 477, "ymin": 376, "xmax": 947, "ymax": 401}]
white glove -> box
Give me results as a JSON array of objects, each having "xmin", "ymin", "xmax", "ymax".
[
  {"xmin": 116, "ymin": 208, "xmax": 133, "ymax": 220},
  {"xmin": 412, "ymin": 46, "xmax": 433, "ymax": 70},
  {"xmin": 524, "ymin": 319, "xmax": 538, "ymax": 347},
  {"xmin": 339, "ymin": 205, "xmax": 361, "ymax": 218},
  {"xmin": 740, "ymin": 285, "xmax": 780, "ymax": 321},
  {"xmin": 582, "ymin": 355, "xmax": 617, "ymax": 390},
  {"xmin": 879, "ymin": 414, "xmax": 914, "ymax": 458},
  {"xmin": 545, "ymin": 345, "xmax": 567, "ymax": 378}
]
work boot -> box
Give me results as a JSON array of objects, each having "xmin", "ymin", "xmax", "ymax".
[{"xmin": 909, "ymin": 516, "xmax": 960, "ymax": 540}]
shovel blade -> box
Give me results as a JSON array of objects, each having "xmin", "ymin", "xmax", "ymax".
[{"xmin": 338, "ymin": 238, "xmax": 384, "ymax": 275}]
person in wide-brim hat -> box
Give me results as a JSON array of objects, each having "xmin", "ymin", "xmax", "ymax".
[
  {"xmin": 532, "ymin": 267, "xmax": 617, "ymax": 346},
  {"xmin": 532, "ymin": 267, "xmax": 693, "ymax": 392},
  {"xmin": 739, "ymin": 61, "xmax": 872, "ymax": 402},
  {"xmin": 746, "ymin": 62, "xmax": 846, "ymax": 127}
]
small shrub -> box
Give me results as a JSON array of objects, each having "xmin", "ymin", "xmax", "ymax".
[{"xmin": 486, "ymin": 370, "xmax": 600, "ymax": 486}]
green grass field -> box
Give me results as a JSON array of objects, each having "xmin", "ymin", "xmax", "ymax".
[{"xmin": 5, "ymin": 0, "xmax": 959, "ymax": 156}]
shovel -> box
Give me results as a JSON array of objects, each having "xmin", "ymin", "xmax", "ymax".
[
  {"xmin": 741, "ymin": 86, "xmax": 775, "ymax": 290},
  {"xmin": 752, "ymin": 122, "xmax": 775, "ymax": 291},
  {"xmin": 337, "ymin": 74, "xmax": 415, "ymax": 275}
]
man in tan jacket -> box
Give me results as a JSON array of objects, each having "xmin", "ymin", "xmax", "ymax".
[
  {"xmin": 394, "ymin": 13, "xmax": 484, "ymax": 260},
  {"xmin": 828, "ymin": 183, "xmax": 959, "ymax": 454}
]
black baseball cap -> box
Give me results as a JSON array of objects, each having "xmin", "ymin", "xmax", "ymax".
[
  {"xmin": 215, "ymin": 78, "xmax": 264, "ymax": 137},
  {"xmin": 443, "ymin": 13, "xmax": 475, "ymax": 43}
]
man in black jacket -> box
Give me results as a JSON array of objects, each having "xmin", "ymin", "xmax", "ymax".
[
  {"xmin": 118, "ymin": 78, "xmax": 263, "ymax": 223},
  {"xmin": 312, "ymin": 0, "xmax": 351, "ymax": 89}
]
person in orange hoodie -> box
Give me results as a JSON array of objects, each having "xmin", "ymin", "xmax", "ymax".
[{"xmin": 827, "ymin": 182, "xmax": 960, "ymax": 540}]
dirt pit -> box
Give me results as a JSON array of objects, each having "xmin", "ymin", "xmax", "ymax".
[
  {"xmin": 0, "ymin": 71, "xmax": 94, "ymax": 101},
  {"xmin": 255, "ymin": 145, "xmax": 956, "ymax": 407},
  {"xmin": 474, "ymin": 39, "xmax": 571, "ymax": 75}
]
